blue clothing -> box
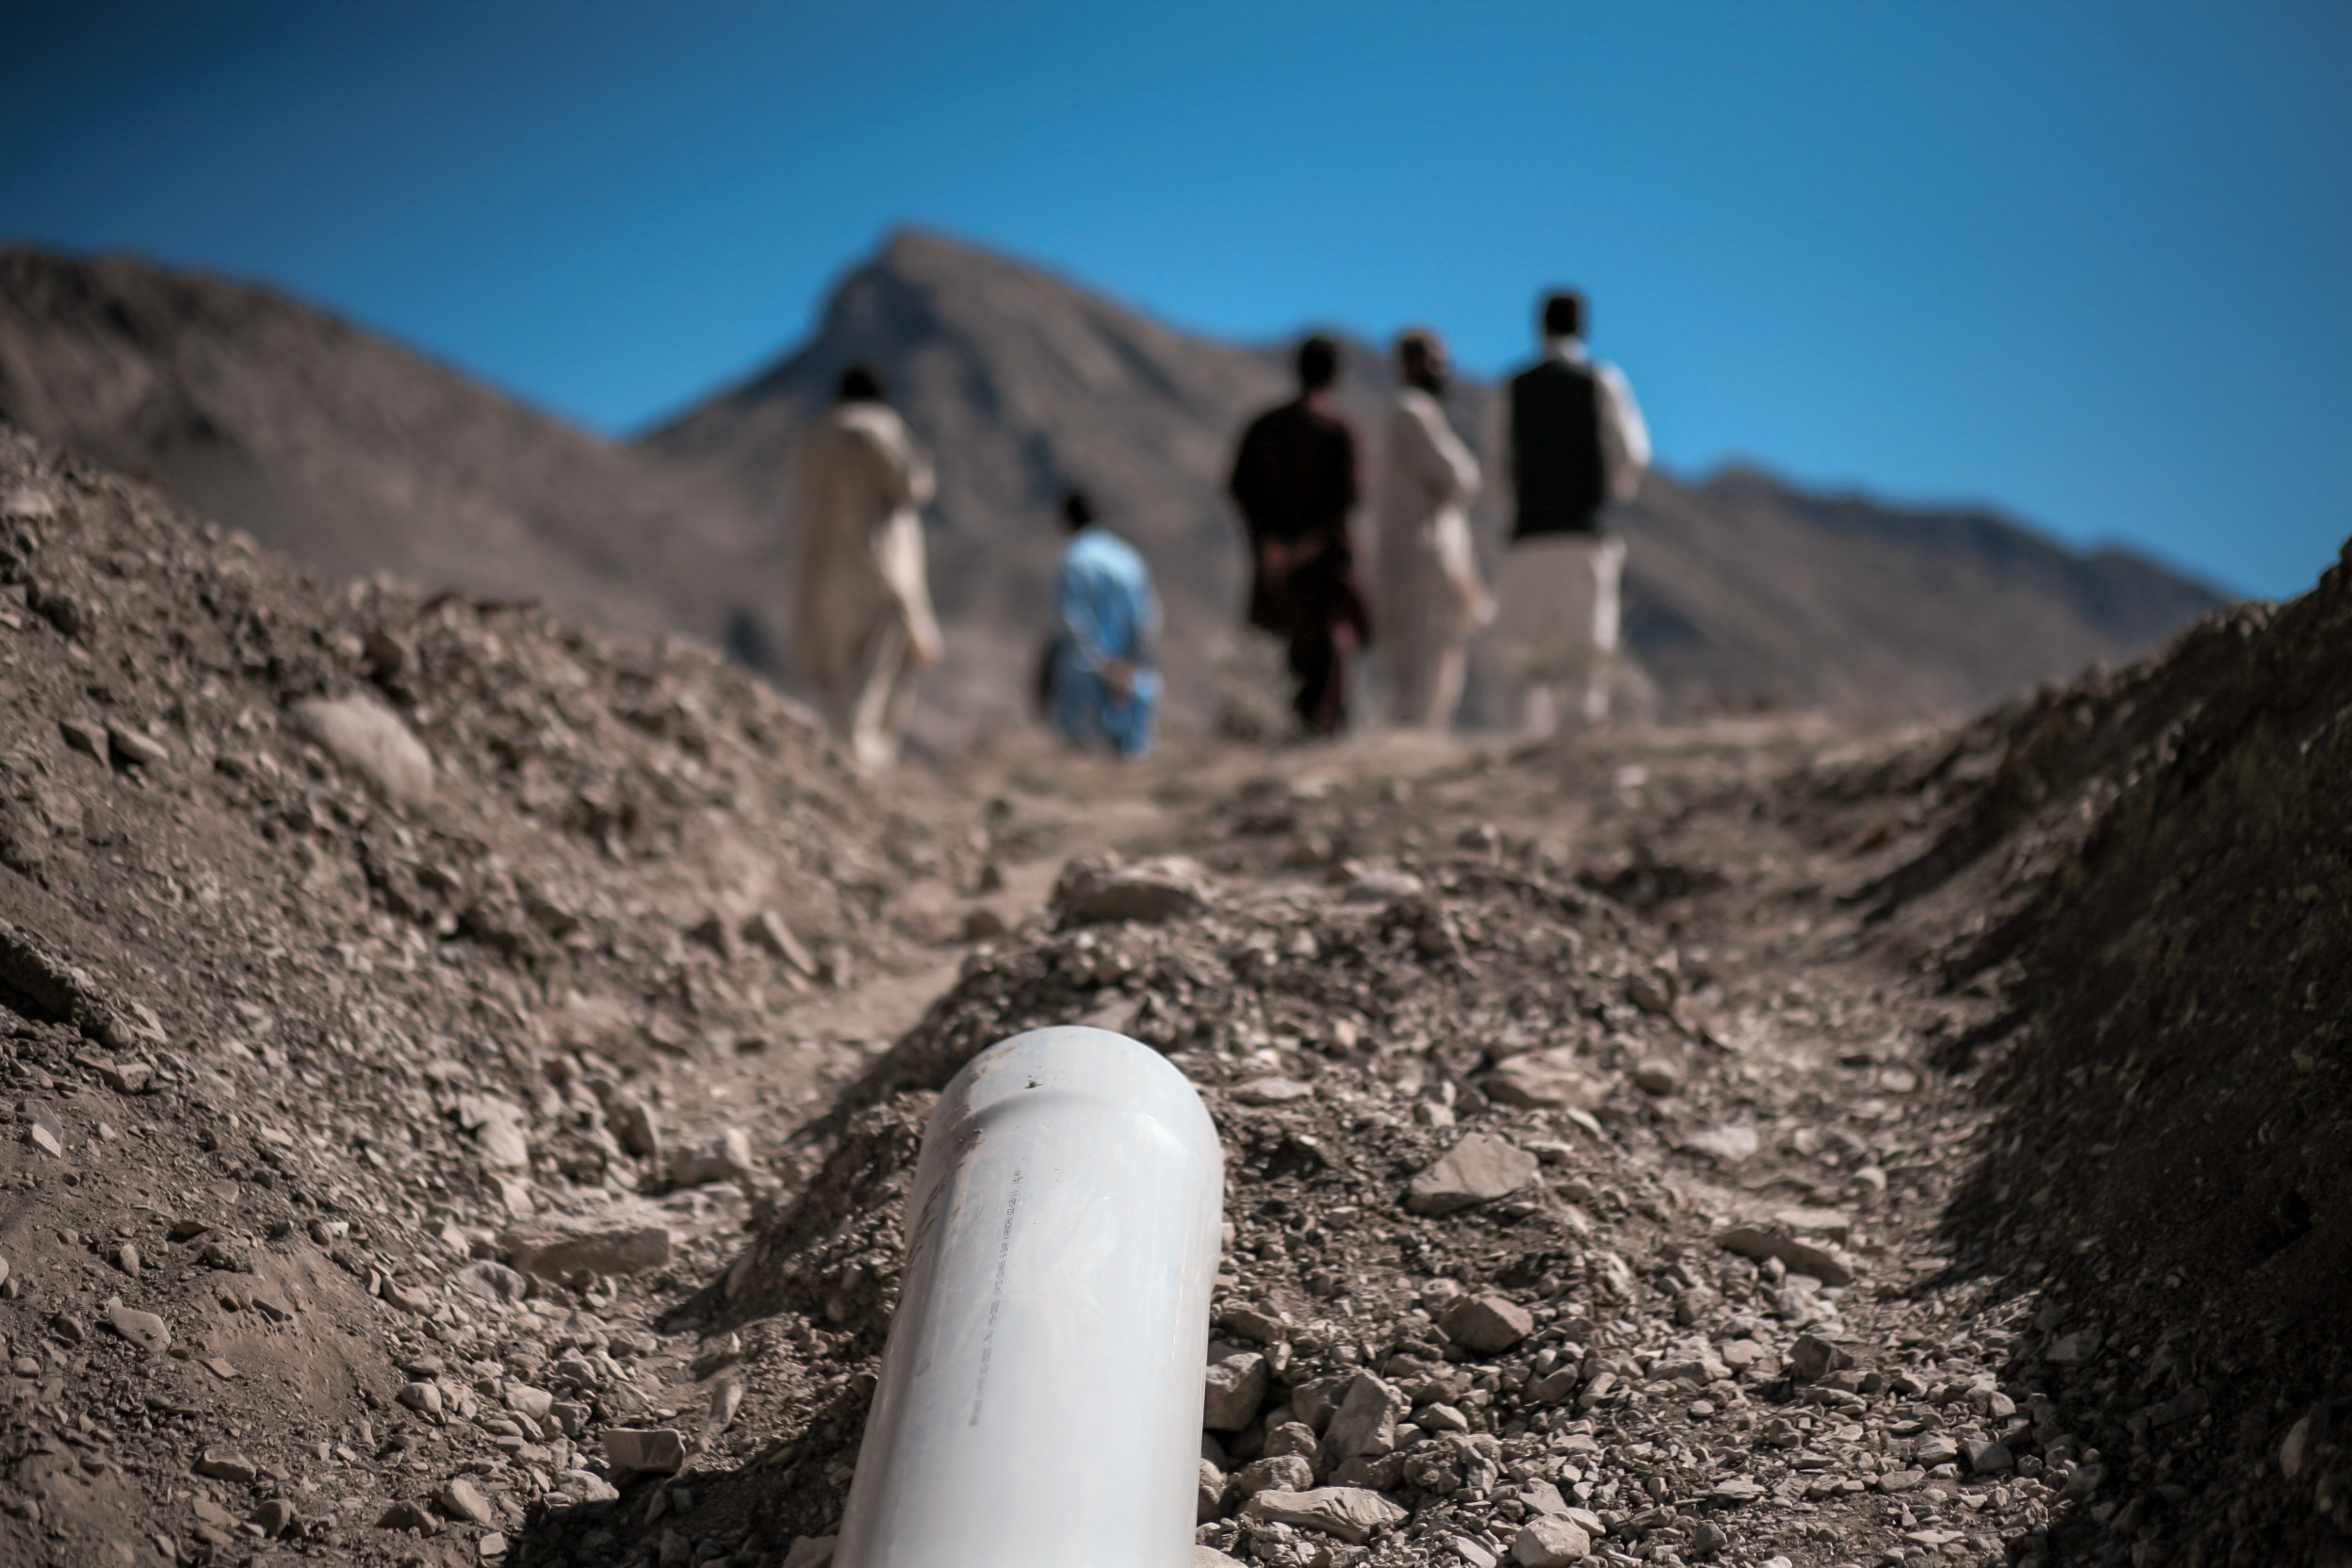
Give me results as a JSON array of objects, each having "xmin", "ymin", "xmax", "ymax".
[{"xmin": 1050, "ymin": 527, "xmax": 1160, "ymax": 756}]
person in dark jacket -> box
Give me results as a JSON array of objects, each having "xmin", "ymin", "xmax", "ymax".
[
  {"xmin": 1492, "ymin": 290, "xmax": 1650, "ymax": 733},
  {"xmin": 1226, "ymin": 335, "xmax": 1371, "ymax": 736}
]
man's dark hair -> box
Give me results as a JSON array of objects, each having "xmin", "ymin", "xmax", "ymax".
[
  {"xmin": 836, "ymin": 365, "xmax": 887, "ymax": 404},
  {"xmin": 1295, "ymin": 335, "xmax": 1340, "ymax": 392},
  {"xmin": 1541, "ymin": 291, "xmax": 1585, "ymax": 340},
  {"xmin": 1060, "ymin": 487, "xmax": 1095, "ymax": 532}
]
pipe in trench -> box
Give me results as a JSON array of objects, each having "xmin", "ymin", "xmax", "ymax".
[{"xmin": 832, "ymin": 1026, "xmax": 1224, "ymax": 1568}]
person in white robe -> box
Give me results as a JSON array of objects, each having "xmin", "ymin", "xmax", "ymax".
[
  {"xmin": 788, "ymin": 366, "xmax": 943, "ymax": 769},
  {"xmin": 1373, "ymin": 329, "xmax": 1487, "ymax": 728},
  {"xmin": 1491, "ymin": 290, "xmax": 1650, "ymax": 734}
]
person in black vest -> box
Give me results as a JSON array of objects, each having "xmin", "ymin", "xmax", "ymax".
[
  {"xmin": 1227, "ymin": 335, "xmax": 1372, "ymax": 737},
  {"xmin": 1492, "ymin": 289, "xmax": 1650, "ymax": 733}
]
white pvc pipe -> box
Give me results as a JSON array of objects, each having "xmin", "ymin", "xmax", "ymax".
[{"xmin": 832, "ymin": 1026, "xmax": 1225, "ymax": 1568}]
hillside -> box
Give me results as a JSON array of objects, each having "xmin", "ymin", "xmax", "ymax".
[
  {"xmin": 0, "ymin": 248, "xmax": 770, "ymax": 648},
  {"xmin": 650, "ymin": 229, "xmax": 2226, "ymax": 731},
  {"xmin": 1, "ymin": 235, "xmax": 2225, "ymax": 746}
]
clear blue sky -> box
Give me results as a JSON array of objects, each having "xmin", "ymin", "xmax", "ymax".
[{"xmin": 6, "ymin": 2, "xmax": 2348, "ymax": 597}]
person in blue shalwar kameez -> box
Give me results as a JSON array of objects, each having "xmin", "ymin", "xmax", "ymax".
[{"xmin": 1048, "ymin": 489, "xmax": 1160, "ymax": 757}]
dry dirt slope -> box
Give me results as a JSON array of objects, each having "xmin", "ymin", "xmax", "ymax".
[{"xmin": 0, "ymin": 422, "xmax": 981, "ymax": 1568}]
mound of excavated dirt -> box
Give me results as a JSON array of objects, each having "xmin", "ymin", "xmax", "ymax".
[
  {"xmin": 0, "ymin": 424, "xmax": 972, "ymax": 1566},
  {"xmin": 1808, "ymin": 541, "xmax": 2352, "ymax": 1565},
  {"xmin": 531, "ymin": 719, "xmax": 2123, "ymax": 1568}
]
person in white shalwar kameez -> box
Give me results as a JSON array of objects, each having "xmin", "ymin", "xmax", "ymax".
[
  {"xmin": 1491, "ymin": 290, "xmax": 1650, "ymax": 735},
  {"xmin": 1374, "ymin": 330, "xmax": 1487, "ymax": 729},
  {"xmin": 789, "ymin": 367, "xmax": 943, "ymax": 769}
]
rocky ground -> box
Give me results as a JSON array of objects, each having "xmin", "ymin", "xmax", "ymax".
[{"xmin": 0, "ymin": 423, "xmax": 2343, "ymax": 1568}]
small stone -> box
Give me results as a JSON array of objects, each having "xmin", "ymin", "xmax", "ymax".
[
  {"xmin": 1707, "ymin": 1475, "xmax": 1764, "ymax": 1505},
  {"xmin": 1263, "ymin": 1421, "xmax": 1318, "ymax": 1459},
  {"xmin": 1511, "ymin": 1514, "xmax": 1592, "ymax": 1564},
  {"xmin": 1681, "ymin": 1125, "xmax": 1761, "ymax": 1162},
  {"xmin": 1688, "ymin": 1520, "xmax": 1730, "ymax": 1556},
  {"xmin": 2282, "ymin": 1413, "xmax": 2315, "ymax": 1480},
  {"xmin": 2047, "ymin": 1330, "xmax": 2102, "ymax": 1367},
  {"xmin": 607, "ymin": 1098, "xmax": 662, "ymax": 1159},
  {"xmin": 478, "ymin": 1532, "xmax": 509, "ymax": 1560},
  {"xmin": 507, "ymin": 1384, "xmax": 556, "ymax": 1421},
  {"xmin": 1450, "ymin": 1537, "xmax": 1500, "ymax": 1568},
  {"xmin": 504, "ymin": 1225, "xmax": 674, "ymax": 1280},
  {"xmin": 1519, "ymin": 1479, "xmax": 1571, "ymax": 1517},
  {"xmin": 1876, "ymin": 1469, "xmax": 1926, "ymax": 1494},
  {"xmin": 1202, "ymin": 1350, "xmax": 1269, "ymax": 1430},
  {"xmin": 99, "ymin": 1060, "xmax": 154, "ymax": 1095},
  {"xmin": 249, "ymin": 1498, "xmax": 298, "ymax": 1536},
  {"xmin": 781, "ymin": 1539, "xmax": 838, "ymax": 1568},
  {"xmin": 59, "ymin": 718, "xmax": 110, "ymax": 760},
  {"xmin": 1439, "ymin": 1293, "xmax": 1534, "ymax": 1354},
  {"xmin": 108, "ymin": 726, "xmax": 169, "ymax": 768},
  {"xmin": 398, "ymin": 1381, "xmax": 445, "ymax": 1417},
  {"xmin": 1323, "ymin": 1371, "xmax": 1405, "ymax": 1458},
  {"xmin": 377, "ymin": 1500, "xmax": 443, "ymax": 1535},
  {"xmin": 1198, "ymin": 1458, "xmax": 1228, "ymax": 1521},
  {"xmin": 24, "ymin": 1123, "xmax": 61, "ymax": 1157},
  {"xmin": 1962, "ymin": 1436, "xmax": 2014, "ymax": 1474},
  {"xmin": 104, "ymin": 1298, "xmax": 170, "ymax": 1355},
  {"xmin": 666, "ymin": 1130, "xmax": 755, "ymax": 1189},
  {"xmin": 194, "ymin": 1446, "xmax": 260, "ymax": 1482},
  {"xmin": 1237, "ymin": 1455, "xmax": 1314, "ymax": 1496},
  {"xmin": 452, "ymin": 1094, "xmax": 531, "ymax": 1170},
  {"xmin": 1914, "ymin": 1433, "xmax": 1961, "ymax": 1467},
  {"xmin": 1484, "ymin": 1049, "xmax": 1612, "ymax": 1112},
  {"xmin": 1418, "ymin": 1403, "xmax": 1472, "ymax": 1432},
  {"xmin": 437, "ymin": 1478, "xmax": 495, "ymax": 1526},
  {"xmin": 290, "ymin": 695, "xmax": 434, "ymax": 808},
  {"xmin": 1217, "ymin": 1304, "xmax": 1293, "ymax": 1345},
  {"xmin": 1051, "ymin": 853, "xmax": 1213, "ymax": 925},
  {"xmin": 604, "ymin": 1428, "xmax": 687, "ymax": 1475},
  {"xmin": 1630, "ymin": 1059, "xmax": 1681, "ymax": 1095},
  {"xmin": 456, "ymin": 1260, "xmax": 529, "ymax": 1301},
  {"xmin": 1232, "ymin": 1077, "xmax": 1315, "ymax": 1106},
  {"xmin": 1786, "ymin": 1333, "xmax": 1853, "ymax": 1383},
  {"xmin": 1240, "ymin": 1485, "xmax": 1408, "ymax": 1544},
  {"xmin": 202, "ymin": 1358, "xmax": 238, "ymax": 1380},
  {"xmin": 1772, "ymin": 1205, "xmax": 1854, "ymax": 1242},
  {"xmin": 382, "ymin": 1279, "xmax": 438, "ymax": 1315},
  {"xmin": 1712, "ymin": 1224, "xmax": 1857, "ymax": 1287},
  {"xmin": 742, "ymin": 909, "xmax": 817, "ymax": 973},
  {"xmin": 1407, "ymin": 1133, "xmax": 1541, "ymax": 1215}
]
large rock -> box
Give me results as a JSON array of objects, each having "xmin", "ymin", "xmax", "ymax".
[
  {"xmin": 1439, "ymin": 1292, "xmax": 1534, "ymax": 1355},
  {"xmin": 1202, "ymin": 1348, "xmax": 1269, "ymax": 1430},
  {"xmin": 1483, "ymin": 1049, "xmax": 1611, "ymax": 1111},
  {"xmin": 1051, "ymin": 853, "xmax": 1213, "ymax": 926},
  {"xmin": 1713, "ymin": 1224, "xmax": 1857, "ymax": 1287},
  {"xmin": 1406, "ymin": 1133, "xmax": 1540, "ymax": 1216},
  {"xmin": 290, "ymin": 695, "xmax": 433, "ymax": 808},
  {"xmin": 1241, "ymin": 1486, "xmax": 1409, "ymax": 1544}
]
